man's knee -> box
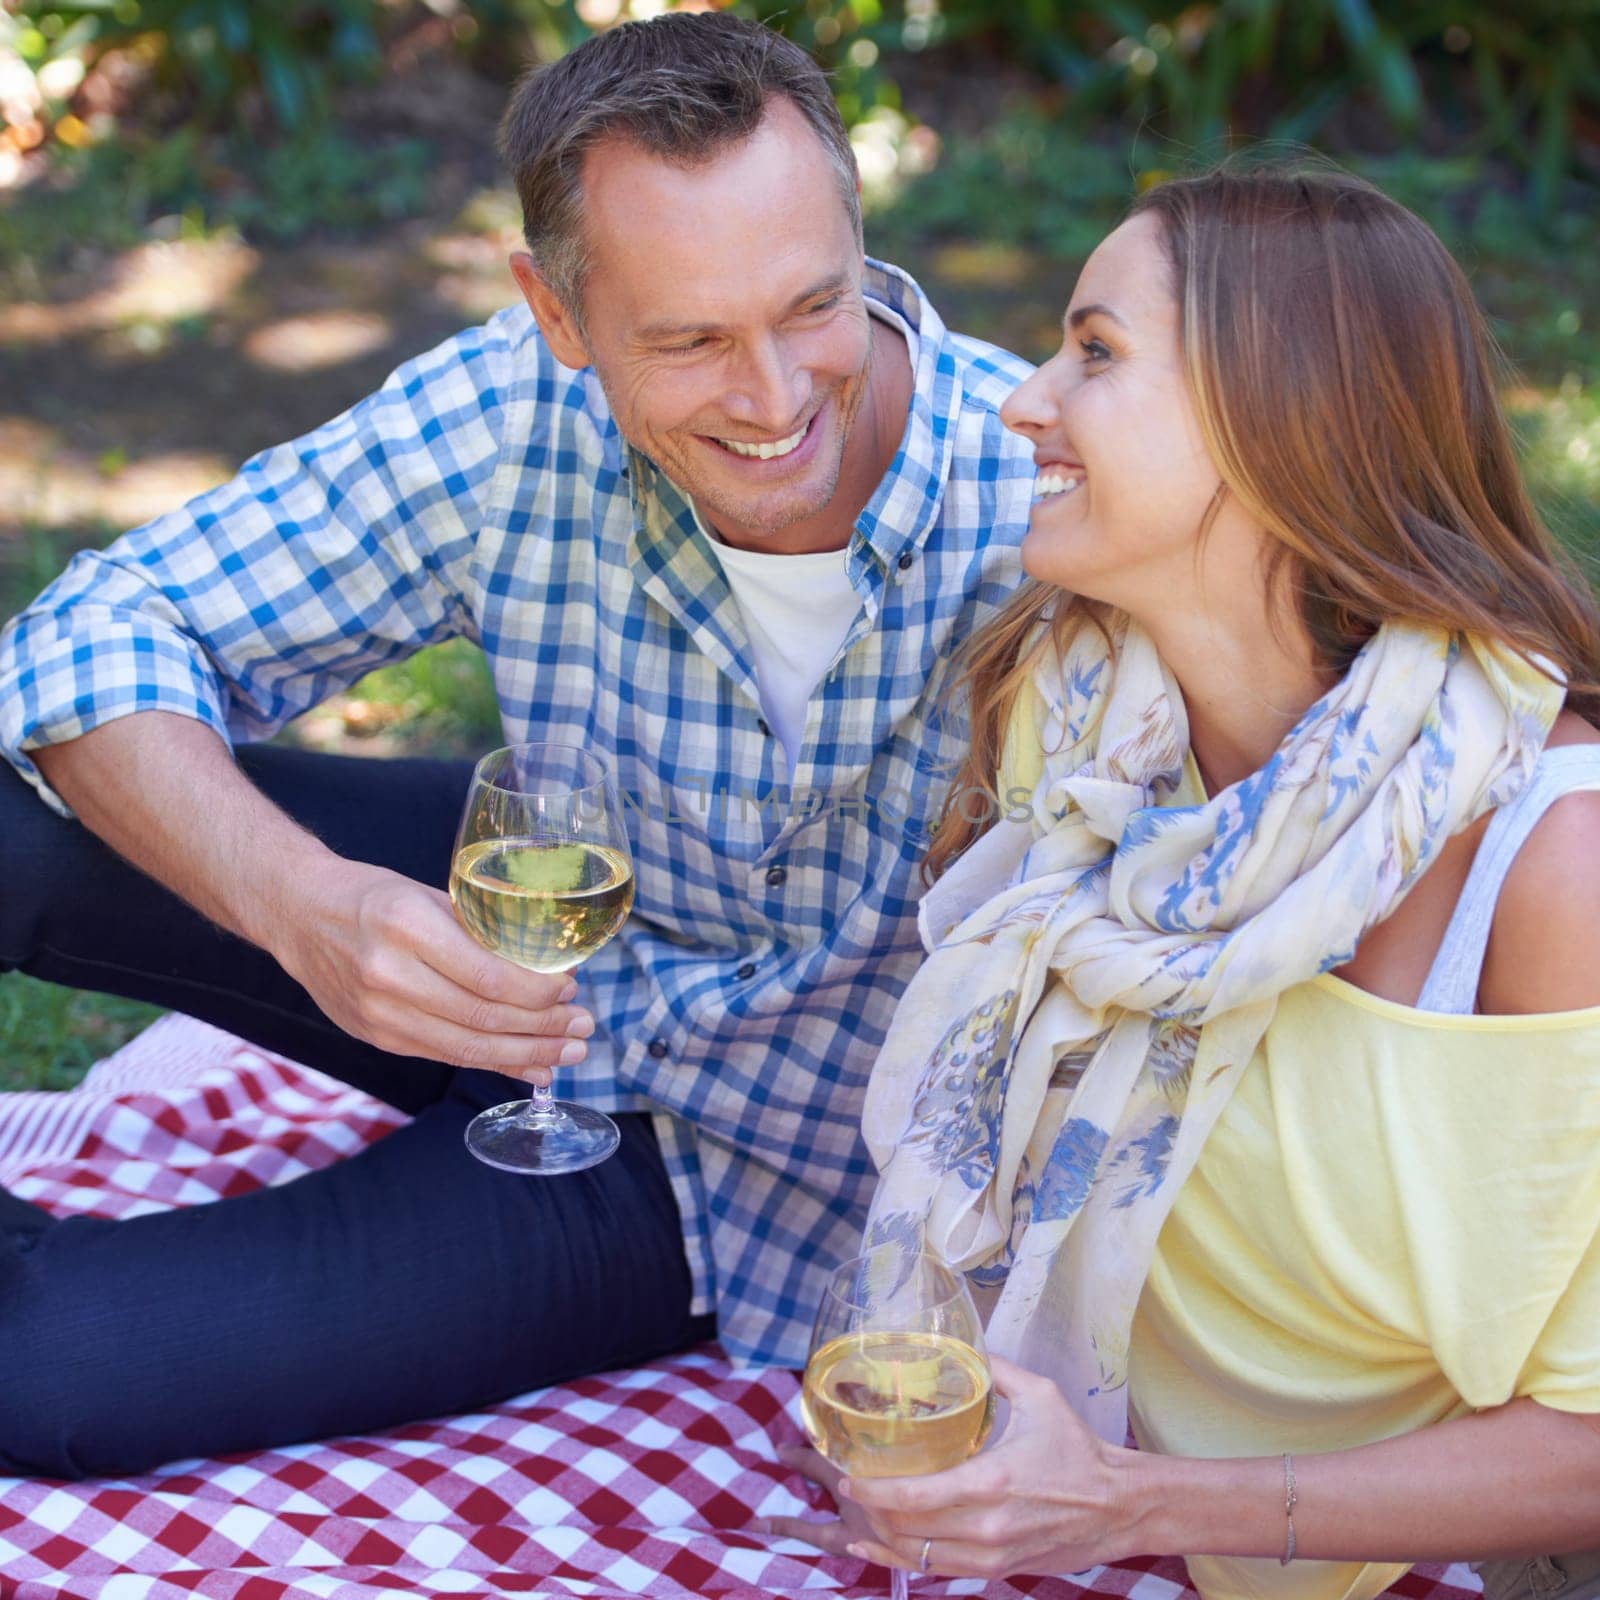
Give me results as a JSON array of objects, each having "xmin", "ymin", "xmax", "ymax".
[{"xmin": 0, "ymin": 1248, "xmax": 131, "ymax": 1480}]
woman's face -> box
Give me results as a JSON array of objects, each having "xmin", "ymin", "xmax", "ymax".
[{"xmin": 1001, "ymin": 212, "xmax": 1233, "ymax": 612}]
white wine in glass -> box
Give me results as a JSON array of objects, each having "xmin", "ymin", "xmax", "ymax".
[
  {"xmin": 450, "ymin": 744, "xmax": 634, "ymax": 1175},
  {"xmin": 801, "ymin": 1247, "xmax": 993, "ymax": 1600},
  {"xmin": 452, "ymin": 838, "xmax": 633, "ymax": 974}
]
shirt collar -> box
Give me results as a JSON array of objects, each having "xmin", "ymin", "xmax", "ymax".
[{"xmin": 848, "ymin": 257, "xmax": 958, "ymax": 578}]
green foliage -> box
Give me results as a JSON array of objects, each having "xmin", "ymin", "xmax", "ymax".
[
  {"xmin": 11, "ymin": 0, "xmax": 385, "ymax": 134},
  {"xmin": 1512, "ymin": 381, "xmax": 1600, "ymax": 563},
  {"xmin": 838, "ymin": 0, "xmax": 1596, "ymax": 216},
  {"xmin": 311, "ymin": 637, "xmax": 505, "ymax": 759},
  {"xmin": 0, "ymin": 973, "xmax": 161, "ymax": 1093},
  {"xmin": 0, "ymin": 525, "xmax": 109, "ymax": 622},
  {"xmin": 0, "ymin": 124, "xmax": 430, "ymax": 286},
  {"xmin": 535, "ymin": 0, "xmax": 1600, "ymax": 218},
  {"xmin": 4, "ymin": 0, "xmax": 1595, "ymax": 262},
  {"xmin": 874, "ymin": 106, "xmax": 1158, "ymax": 257},
  {"xmin": 227, "ymin": 127, "xmax": 432, "ymax": 240}
]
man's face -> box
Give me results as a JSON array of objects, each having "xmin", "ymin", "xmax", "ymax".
[{"xmin": 560, "ymin": 99, "xmax": 873, "ymax": 547}]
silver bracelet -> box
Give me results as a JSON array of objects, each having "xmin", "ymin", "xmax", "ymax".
[{"xmin": 1280, "ymin": 1453, "xmax": 1298, "ymax": 1566}]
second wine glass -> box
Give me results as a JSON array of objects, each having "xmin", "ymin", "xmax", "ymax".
[
  {"xmin": 450, "ymin": 742, "xmax": 634, "ymax": 1176},
  {"xmin": 801, "ymin": 1245, "xmax": 994, "ymax": 1600}
]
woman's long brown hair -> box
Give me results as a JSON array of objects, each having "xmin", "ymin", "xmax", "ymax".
[{"xmin": 923, "ymin": 160, "xmax": 1600, "ymax": 883}]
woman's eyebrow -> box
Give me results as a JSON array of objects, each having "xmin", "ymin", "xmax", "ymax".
[{"xmin": 1065, "ymin": 302, "xmax": 1130, "ymax": 332}]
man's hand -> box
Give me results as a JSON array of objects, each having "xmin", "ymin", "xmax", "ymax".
[
  {"xmin": 278, "ymin": 857, "xmax": 595, "ymax": 1081},
  {"xmin": 34, "ymin": 715, "xmax": 594, "ymax": 1083}
]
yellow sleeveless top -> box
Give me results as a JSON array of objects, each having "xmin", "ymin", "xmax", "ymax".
[{"xmin": 994, "ymin": 686, "xmax": 1600, "ymax": 1600}]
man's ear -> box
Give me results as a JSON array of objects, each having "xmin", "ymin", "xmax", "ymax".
[{"xmin": 509, "ymin": 251, "xmax": 591, "ymax": 370}]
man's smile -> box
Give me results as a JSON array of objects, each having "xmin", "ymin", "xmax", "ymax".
[
  {"xmin": 716, "ymin": 424, "xmax": 807, "ymax": 459},
  {"xmin": 698, "ymin": 404, "xmax": 827, "ymax": 474}
]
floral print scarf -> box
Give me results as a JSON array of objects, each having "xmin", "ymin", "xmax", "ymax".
[{"xmin": 862, "ymin": 616, "xmax": 1560, "ymax": 1443}]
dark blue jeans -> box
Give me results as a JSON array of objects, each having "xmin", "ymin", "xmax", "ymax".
[{"xmin": 0, "ymin": 747, "xmax": 713, "ymax": 1480}]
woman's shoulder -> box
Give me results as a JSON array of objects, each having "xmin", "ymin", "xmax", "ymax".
[{"xmin": 1479, "ymin": 712, "xmax": 1600, "ymax": 1015}]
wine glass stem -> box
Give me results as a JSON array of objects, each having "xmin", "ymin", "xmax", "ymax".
[
  {"xmin": 528, "ymin": 1078, "xmax": 557, "ymax": 1119},
  {"xmin": 890, "ymin": 1567, "xmax": 911, "ymax": 1600}
]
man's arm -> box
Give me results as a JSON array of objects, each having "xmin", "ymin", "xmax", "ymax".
[
  {"xmin": 6, "ymin": 314, "xmax": 593, "ymax": 1078},
  {"xmin": 0, "ymin": 319, "xmax": 518, "ymax": 810},
  {"xmin": 35, "ymin": 714, "xmax": 591, "ymax": 1079}
]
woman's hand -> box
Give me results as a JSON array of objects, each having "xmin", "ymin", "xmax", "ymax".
[
  {"xmin": 830, "ymin": 1355, "xmax": 1143, "ymax": 1582},
  {"xmin": 750, "ymin": 1442, "xmax": 887, "ymax": 1556}
]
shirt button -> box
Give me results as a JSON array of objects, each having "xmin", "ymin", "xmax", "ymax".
[
  {"xmin": 757, "ymin": 717, "xmax": 772, "ymax": 736},
  {"xmin": 765, "ymin": 865, "xmax": 787, "ymax": 887},
  {"xmin": 736, "ymin": 962, "xmax": 756, "ymax": 981},
  {"xmin": 897, "ymin": 550, "xmax": 914, "ymax": 571},
  {"xmin": 647, "ymin": 1038, "xmax": 669, "ymax": 1059}
]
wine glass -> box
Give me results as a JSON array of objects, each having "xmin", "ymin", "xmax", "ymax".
[
  {"xmin": 449, "ymin": 742, "xmax": 634, "ymax": 1175},
  {"xmin": 801, "ymin": 1245, "xmax": 993, "ymax": 1600}
]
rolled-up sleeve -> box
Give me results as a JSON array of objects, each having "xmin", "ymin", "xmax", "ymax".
[{"xmin": 0, "ymin": 316, "xmax": 511, "ymax": 813}]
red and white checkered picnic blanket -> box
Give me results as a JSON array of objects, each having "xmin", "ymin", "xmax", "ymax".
[{"xmin": 0, "ymin": 1014, "xmax": 1484, "ymax": 1600}]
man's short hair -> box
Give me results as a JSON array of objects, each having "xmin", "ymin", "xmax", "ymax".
[{"xmin": 499, "ymin": 13, "xmax": 862, "ymax": 324}]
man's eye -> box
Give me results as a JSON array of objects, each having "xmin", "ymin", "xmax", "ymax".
[
  {"xmin": 806, "ymin": 295, "xmax": 842, "ymax": 315},
  {"xmin": 665, "ymin": 338, "xmax": 710, "ymax": 355},
  {"xmin": 1079, "ymin": 337, "xmax": 1112, "ymax": 363}
]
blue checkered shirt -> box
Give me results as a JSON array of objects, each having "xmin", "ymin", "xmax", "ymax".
[{"xmin": 0, "ymin": 260, "xmax": 1034, "ymax": 1366}]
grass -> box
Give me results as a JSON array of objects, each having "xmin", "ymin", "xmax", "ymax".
[
  {"xmin": 0, "ymin": 976, "xmax": 163, "ymax": 1093},
  {"xmin": 285, "ymin": 637, "xmax": 502, "ymax": 761}
]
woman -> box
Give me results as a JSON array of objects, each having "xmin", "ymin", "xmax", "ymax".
[{"xmin": 755, "ymin": 163, "xmax": 1600, "ymax": 1600}]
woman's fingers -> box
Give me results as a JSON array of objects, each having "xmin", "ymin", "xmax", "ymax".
[
  {"xmin": 849, "ymin": 1499, "xmax": 1007, "ymax": 1544},
  {"xmin": 987, "ymin": 1351, "xmax": 1060, "ymax": 1401},
  {"xmin": 776, "ymin": 1443, "xmax": 843, "ymax": 1497},
  {"xmin": 843, "ymin": 1449, "xmax": 1006, "ymax": 1518},
  {"xmin": 751, "ymin": 1513, "xmax": 855, "ymax": 1555},
  {"xmin": 847, "ymin": 1534, "xmax": 1010, "ymax": 1580},
  {"xmin": 753, "ymin": 1513, "xmax": 998, "ymax": 1576}
]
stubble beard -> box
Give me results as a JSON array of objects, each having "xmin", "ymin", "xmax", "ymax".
[{"xmin": 707, "ymin": 342, "xmax": 870, "ymax": 540}]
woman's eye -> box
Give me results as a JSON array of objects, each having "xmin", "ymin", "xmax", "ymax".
[{"xmin": 1079, "ymin": 337, "xmax": 1112, "ymax": 364}]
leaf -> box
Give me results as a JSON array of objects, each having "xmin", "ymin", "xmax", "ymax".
[
  {"xmin": 258, "ymin": 38, "xmax": 306, "ymax": 128},
  {"xmin": 217, "ymin": 0, "xmax": 250, "ymax": 53},
  {"xmin": 1328, "ymin": 0, "xmax": 1379, "ymax": 60},
  {"xmin": 1531, "ymin": 47, "xmax": 1575, "ymax": 222},
  {"xmin": 1268, "ymin": 82, "xmax": 1345, "ymax": 143},
  {"xmin": 1369, "ymin": 26, "xmax": 1424, "ymax": 131}
]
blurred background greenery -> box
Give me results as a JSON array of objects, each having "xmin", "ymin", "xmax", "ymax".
[{"xmin": 1, "ymin": 0, "xmax": 1598, "ymax": 1088}]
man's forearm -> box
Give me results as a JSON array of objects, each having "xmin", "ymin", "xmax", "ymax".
[
  {"xmin": 29, "ymin": 712, "xmax": 591, "ymax": 1078},
  {"xmin": 32, "ymin": 712, "xmax": 340, "ymax": 955},
  {"xmin": 1128, "ymin": 1399, "xmax": 1600, "ymax": 1566}
]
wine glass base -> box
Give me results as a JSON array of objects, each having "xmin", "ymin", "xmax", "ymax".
[{"xmin": 464, "ymin": 1099, "xmax": 621, "ymax": 1175}]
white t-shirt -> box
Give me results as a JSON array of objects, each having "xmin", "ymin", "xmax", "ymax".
[{"xmin": 700, "ymin": 521, "xmax": 861, "ymax": 775}]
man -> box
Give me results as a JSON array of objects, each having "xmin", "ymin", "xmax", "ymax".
[{"xmin": 0, "ymin": 12, "xmax": 1033, "ymax": 1478}]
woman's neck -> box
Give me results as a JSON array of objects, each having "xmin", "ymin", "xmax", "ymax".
[{"xmin": 1140, "ymin": 606, "xmax": 1334, "ymax": 796}]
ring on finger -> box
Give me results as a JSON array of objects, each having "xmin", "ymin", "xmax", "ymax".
[{"xmin": 919, "ymin": 1537, "xmax": 933, "ymax": 1574}]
